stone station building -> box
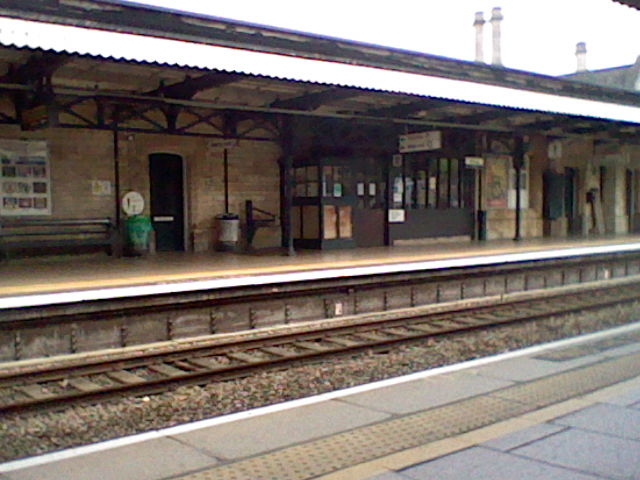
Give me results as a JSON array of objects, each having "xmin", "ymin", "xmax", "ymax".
[{"xmin": 0, "ymin": 1, "xmax": 640, "ymax": 257}]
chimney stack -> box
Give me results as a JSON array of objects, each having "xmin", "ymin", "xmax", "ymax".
[
  {"xmin": 490, "ymin": 7, "xmax": 503, "ymax": 66},
  {"xmin": 575, "ymin": 42, "xmax": 587, "ymax": 72},
  {"xmin": 473, "ymin": 12, "xmax": 485, "ymax": 63}
]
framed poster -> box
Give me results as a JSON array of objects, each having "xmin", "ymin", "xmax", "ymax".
[
  {"xmin": 0, "ymin": 139, "xmax": 51, "ymax": 216},
  {"xmin": 485, "ymin": 155, "xmax": 509, "ymax": 209}
]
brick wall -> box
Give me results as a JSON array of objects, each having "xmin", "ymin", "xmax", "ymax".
[{"xmin": 0, "ymin": 124, "xmax": 282, "ymax": 251}]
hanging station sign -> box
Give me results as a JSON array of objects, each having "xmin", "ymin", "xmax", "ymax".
[
  {"xmin": 464, "ymin": 156, "xmax": 485, "ymax": 168},
  {"xmin": 0, "ymin": 139, "xmax": 51, "ymax": 216},
  {"xmin": 398, "ymin": 130, "xmax": 442, "ymax": 153}
]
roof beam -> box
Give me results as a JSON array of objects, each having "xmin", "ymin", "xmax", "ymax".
[
  {"xmin": 0, "ymin": 52, "xmax": 68, "ymax": 84},
  {"xmin": 113, "ymin": 72, "xmax": 242, "ymax": 127},
  {"xmin": 270, "ymin": 88, "xmax": 360, "ymax": 110},
  {"xmin": 436, "ymin": 108, "xmax": 515, "ymax": 125},
  {"xmin": 150, "ymin": 72, "xmax": 244, "ymax": 99},
  {"xmin": 365, "ymin": 98, "xmax": 456, "ymax": 118}
]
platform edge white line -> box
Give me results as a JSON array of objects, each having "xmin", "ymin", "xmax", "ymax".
[
  {"xmin": 2, "ymin": 242, "xmax": 640, "ymax": 310},
  {"xmin": 2, "ymin": 320, "xmax": 639, "ymax": 473}
]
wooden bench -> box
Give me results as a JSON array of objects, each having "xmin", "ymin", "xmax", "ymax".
[
  {"xmin": 0, "ymin": 217, "xmax": 122, "ymax": 260},
  {"xmin": 245, "ymin": 200, "xmax": 277, "ymax": 250}
]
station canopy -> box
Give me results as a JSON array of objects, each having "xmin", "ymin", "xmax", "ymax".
[{"xmin": 0, "ymin": 0, "xmax": 639, "ymax": 140}]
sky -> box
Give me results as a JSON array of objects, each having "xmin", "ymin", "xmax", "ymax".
[{"xmin": 122, "ymin": 0, "xmax": 640, "ymax": 76}]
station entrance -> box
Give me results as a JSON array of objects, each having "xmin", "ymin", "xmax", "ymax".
[{"xmin": 149, "ymin": 153, "xmax": 185, "ymax": 252}]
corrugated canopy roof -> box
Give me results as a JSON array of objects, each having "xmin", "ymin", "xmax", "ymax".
[{"xmin": 1, "ymin": 17, "xmax": 640, "ymax": 127}]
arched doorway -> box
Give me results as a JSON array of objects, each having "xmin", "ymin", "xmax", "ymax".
[{"xmin": 149, "ymin": 153, "xmax": 185, "ymax": 251}]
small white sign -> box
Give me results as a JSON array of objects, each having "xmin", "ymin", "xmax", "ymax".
[
  {"xmin": 399, "ymin": 131, "xmax": 442, "ymax": 153},
  {"xmin": 464, "ymin": 156, "xmax": 484, "ymax": 168},
  {"xmin": 122, "ymin": 191, "xmax": 145, "ymax": 216},
  {"xmin": 388, "ymin": 209, "xmax": 406, "ymax": 223},
  {"xmin": 392, "ymin": 154, "xmax": 403, "ymax": 167},
  {"xmin": 91, "ymin": 180, "xmax": 112, "ymax": 196},
  {"xmin": 208, "ymin": 139, "xmax": 238, "ymax": 151},
  {"xmin": 548, "ymin": 140, "xmax": 562, "ymax": 159}
]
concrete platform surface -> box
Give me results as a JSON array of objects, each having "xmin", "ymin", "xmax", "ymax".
[
  {"xmin": 2, "ymin": 322, "xmax": 640, "ymax": 480},
  {"xmin": 2, "ymin": 235, "xmax": 640, "ymax": 302}
]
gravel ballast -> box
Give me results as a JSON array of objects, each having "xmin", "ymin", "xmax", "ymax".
[{"xmin": 1, "ymin": 302, "xmax": 639, "ymax": 462}]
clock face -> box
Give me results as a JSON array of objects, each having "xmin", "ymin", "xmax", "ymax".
[{"xmin": 122, "ymin": 191, "xmax": 144, "ymax": 216}]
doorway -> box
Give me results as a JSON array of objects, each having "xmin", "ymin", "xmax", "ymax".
[
  {"xmin": 564, "ymin": 167, "xmax": 579, "ymax": 235},
  {"xmin": 149, "ymin": 153, "xmax": 185, "ymax": 251}
]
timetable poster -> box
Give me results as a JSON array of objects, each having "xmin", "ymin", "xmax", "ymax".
[{"xmin": 0, "ymin": 139, "xmax": 51, "ymax": 216}]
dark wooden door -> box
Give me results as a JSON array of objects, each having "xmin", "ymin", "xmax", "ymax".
[
  {"xmin": 149, "ymin": 153, "xmax": 184, "ymax": 251},
  {"xmin": 353, "ymin": 157, "xmax": 386, "ymax": 247}
]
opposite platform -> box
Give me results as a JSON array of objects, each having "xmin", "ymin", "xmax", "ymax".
[
  {"xmin": 3, "ymin": 235, "xmax": 640, "ymax": 309},
  {"xmin": 2, "ymin": 322, "xmax": 640, "ymax": 480}
]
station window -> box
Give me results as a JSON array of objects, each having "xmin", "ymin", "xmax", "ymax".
[{"xmin": 392, "ymin": 155, "xmax": 463, "ymax": 209}]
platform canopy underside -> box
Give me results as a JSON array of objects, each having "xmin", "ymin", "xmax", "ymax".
[{"xmin": 0, "ymin": 0, "xmax": 637, "ymax": 141}]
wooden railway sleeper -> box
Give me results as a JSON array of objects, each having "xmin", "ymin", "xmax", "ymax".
[
  {"xmin": 323, "ymin": 336, "xmax": 360, "ymax": 347},
  {"xmin": 67, "ymin": 377, "xmax": 102, "ymax": 393},
  {"xmin": 106, "ymin": 370, "xmax": 145, "ymax": 385},
  {"xmin": 226, "ymin": 351, "xmax": 263, "ymax": 364},
  {"xmin": 147, "ymin": 363, "xmax": 186, "ymax": 377},
  {"xmin": 259, "ymin": 346, "xmax": 295, "ymax": 358},
  {"xmin": 294, "ymin": 341, "xmax": 330, "ymax": 352}
]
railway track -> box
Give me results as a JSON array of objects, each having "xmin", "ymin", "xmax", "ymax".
[{"xmin": 1, "ymin": 279, "xmax": 640, "ymax": 415}]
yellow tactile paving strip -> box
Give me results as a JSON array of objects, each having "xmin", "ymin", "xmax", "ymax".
[
  {"xmin": 2, "ymin": 236, "xmax": 640, "ymax": 298},
  {"xmin": 179, "ymin": 351, "xmax": 640, "ymax": 480}
]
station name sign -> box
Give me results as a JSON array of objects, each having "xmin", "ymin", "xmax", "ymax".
[{"xmin": 398, "ymin": 130, "xmax": 442, "ymax": 153}]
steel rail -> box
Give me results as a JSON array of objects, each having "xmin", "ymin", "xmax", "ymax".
[{"xmin": 1, "ymin": 281, "xmax": 639, "ymax": 415}]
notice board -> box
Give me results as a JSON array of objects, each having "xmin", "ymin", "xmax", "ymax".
[{"xmin": 0, "ymin": 139, "xmax": 51, "ymax": 216}]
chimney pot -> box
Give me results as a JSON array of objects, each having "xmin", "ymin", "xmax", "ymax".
[
  {"xmin": 490, "ymin": 7, "xmax": 503, "ymax": 66},
  {"xmin": 576, "ymin": 42, "xmax": 587, "ymax": 72},
  {"xmin": 473, "ymin": 12, "xmax": 485, "ymax": 63}
]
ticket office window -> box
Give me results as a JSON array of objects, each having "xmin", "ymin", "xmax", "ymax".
[
  {"xmin": 391, "ymin": 156, "xmax": 462, "ymax": 209},
  {"xmin": 355, "ymin": 158, "xmax": 386, "ymax": 210}
]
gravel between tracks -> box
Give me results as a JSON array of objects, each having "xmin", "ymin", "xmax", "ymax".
[{"xmin": 1, "ymin": 302, "xmax": 640, "ymax": 462}]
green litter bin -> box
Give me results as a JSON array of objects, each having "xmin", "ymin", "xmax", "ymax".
[{"xmin": 126, "ymin": 215, "xmax": 153, "ymax": 255}]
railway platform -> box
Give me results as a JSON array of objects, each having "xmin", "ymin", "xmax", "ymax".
[
  {"xmin": 2, "ymin": 235, "xmax": 640, "ymax": 309},
  {"xmin": 1, "ymin": 322, "xmax": 640, "ymax": 480}
]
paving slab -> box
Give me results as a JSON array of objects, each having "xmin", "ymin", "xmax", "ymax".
[
  {"xmin": 600, "ymin": 341, "xmax": 640, "ymax": 358},
  {"xmin": 399, "ymin": 447, "xmax": 602, "ymax": 480},
  {"xmin": 600, "ymin": 380, "xmax": 640, "ymax": 407},
  {"xmin": 171, "ymin": 399, "xmax": 390, "ymax": 460},
  {"xmin": 363, "ymin": 473, "xmax": 408, "ymax": 480},
  {"xmin": 4, "ymin": 437, "xmax": 218, "ymax": 480},
  {"xmin": 480, "ymin": 423, "xmax": 567, "ymax": 451},
  {"xmin": 340, "ymin": 373, "xmax": 513, "ymax": 415},
  {"xmin": 553, "ymin": 403, "xmax": 640, "ymax": 440},
  {"xmin": 468, "ymin": 356, "xmax": 603, "ymax": 382},
  {"xmin": 513, "ymin": 428, "xmax": 640, "ymax": 479}
]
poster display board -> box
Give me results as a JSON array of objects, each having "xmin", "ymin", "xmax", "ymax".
[
  {"xmin": 0, "ymin": 139, "xmax": 51, "ymax": 216},
  {"xmin": 485, "ymin": 155, "xmax": 509, "ymax": 209}
]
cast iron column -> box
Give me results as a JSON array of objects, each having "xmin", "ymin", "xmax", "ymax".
[
  {"xmin": 280, "ymin": 116, "xmax": 295, "ymax": 256},
  {"xmin": 112, "ymin": 124, "xmax": 121, "ymax": 229},
  {"xmin": 513, "ymin": 136, "xmax": 524, "ymax": 241}
]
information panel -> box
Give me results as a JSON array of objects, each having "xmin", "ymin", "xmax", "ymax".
[{"xmin": 0, "ymin": 139, "xmax": 51, "ymax": 216}]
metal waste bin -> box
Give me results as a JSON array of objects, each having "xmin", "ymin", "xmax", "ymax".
[
  {"xmin": 216, "ymin": 213, "xmax": 240, "ymax": 251},
  {"xmin": 126, "ymin": 215, "xmax": 153, "ymax": 255}
]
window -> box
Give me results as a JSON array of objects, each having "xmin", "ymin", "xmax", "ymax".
[{"xmin": 393, "ymin": 155, "xmax": 464, "ymax": 210}]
